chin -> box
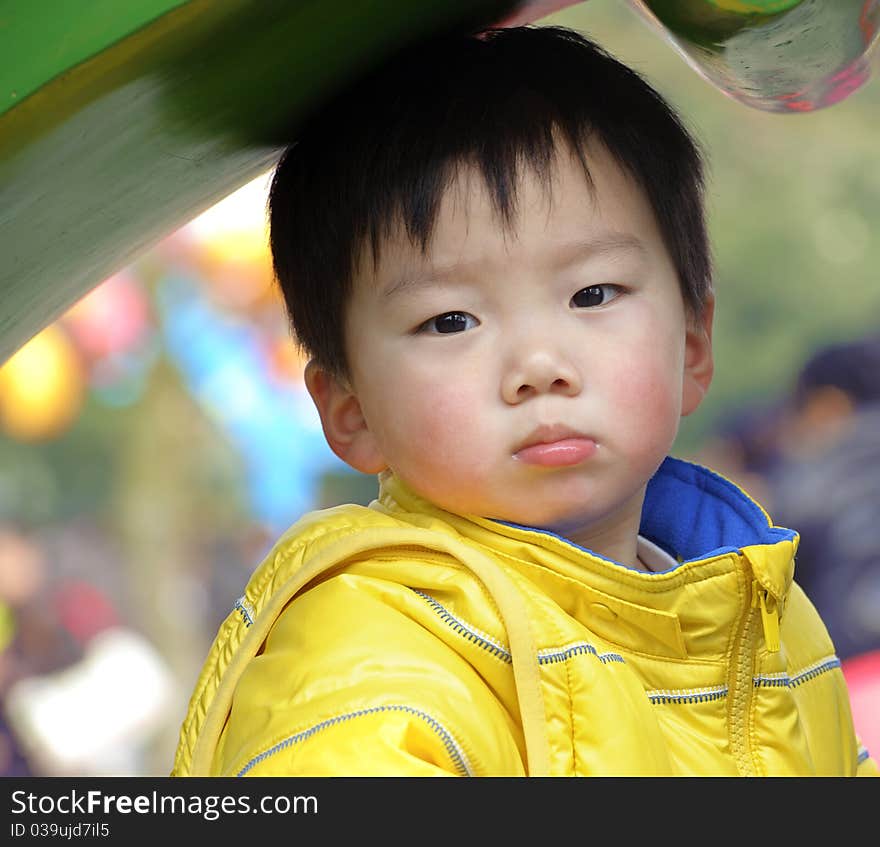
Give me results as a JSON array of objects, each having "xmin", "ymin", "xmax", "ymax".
[{"xmin": 497, "ymin": 498, "xmax": 603, "ymax": 533}]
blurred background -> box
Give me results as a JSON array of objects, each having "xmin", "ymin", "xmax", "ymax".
[{"xmin": 1, "ymin": 0, "xmax": 878, "ymax": 775}]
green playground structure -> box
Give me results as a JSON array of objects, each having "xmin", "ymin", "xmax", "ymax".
[{"xmin": 2, "ymin": 0, "xmax": 878, "ymax": 365}]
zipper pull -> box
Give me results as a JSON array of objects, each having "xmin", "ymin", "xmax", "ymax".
[{"xmin": 752, "ymin": 580, "xmax": 780, "ymax": 652}]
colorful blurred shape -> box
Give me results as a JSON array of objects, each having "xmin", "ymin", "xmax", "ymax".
[
  {"xmin": 156, "ymin": 272, "xmax": 346, "ymax": 532},
  {"xmin": 841, "ymin": 649, "xmax": 880, "ymax": 762},
  {"xmin": 62, "ymin": 271, "xmax": 152, "ymax": 361},
  {"xmin": 3, "ymin": 626, "xmax": 175, "ymax": 775},
  {"xmin": 0, "ymin": 326, "xmax": 85, "ymax": 442},
  {"xmin": 52, "ymin": 580, "xmax": 120, "ymax": 648},
  {"xmin": 182, "ymin": 175, "xmax": 278, "ymax": 312}
]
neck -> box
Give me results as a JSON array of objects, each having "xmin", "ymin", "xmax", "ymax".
[{"xmin": 555, "ymin": 487, "xmax": 648, "ymax": 571}]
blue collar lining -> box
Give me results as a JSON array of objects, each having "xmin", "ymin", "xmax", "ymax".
[
  {"xmin": 641, "ymin": 456, "xmax": 796, "ymax": 562},
  {"xmin": 491, "ymin": 456, "xmax": 796, "ymax": 570}
]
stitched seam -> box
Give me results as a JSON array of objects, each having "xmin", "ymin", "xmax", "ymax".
[
  {"xmin": 235, "ymin": 705, "xmax": 473, "ymax": 777},
  {"xmin": 537, "ymin": 642, "xmax": 625, "ymax": 665},
  {"xmin": 752, "ymin": 656, "xmax": 841, "ymax": 688},
  {"xmin": 412, "ymin": 588, "xmax": 625, "ymax": 665},
  {"xmin": 250, "ymin": 520, "xmax": 375, "ymax": 606},
  {"xmin": 413, "ymin": 590, "xmax": 512, "ymax": 663},
  {"xmin": 233, "ymin": 596, "xmax": 254, "ymax": 627},
  {"xmin": 186, "ymin": 520, "xmax": 381, "ymax": 731},
  {"xmin": 646, "ymin": 685, "xmax": 728, "ymax": 704},
  {"xmin": 418, "ymin": 567, "xmax": 715, "ymax": 665}
]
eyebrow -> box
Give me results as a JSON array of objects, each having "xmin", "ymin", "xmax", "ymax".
[{"xmin": 379, "ymin": 232, "xmax": 648, "ymax": 301}]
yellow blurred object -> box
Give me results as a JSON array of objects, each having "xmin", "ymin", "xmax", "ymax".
[
  {"xmin": 196, "ymin": 227, "xmax": 277, "ymax": 310},
  {"xmin": 0, "ymin": 601, "xmax": 15, "ymax": 652},
  {"xmin": 0, "ymin": 326, "xmax": 85, "ymax": 441},
  {"xmin": 179, "ymin": 172, "xmax": 281, "ymax": 311}
]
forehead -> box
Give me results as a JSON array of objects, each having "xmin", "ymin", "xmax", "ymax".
[{"xmin": 356, "ymin": 140, "xmax": 665, "ymax": 294}]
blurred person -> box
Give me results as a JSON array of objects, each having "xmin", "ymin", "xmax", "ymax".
[
  {"xmin": 765, "ymin": 335, "xmax": 880, "ymax": 757},
  {"xmin": 767, "ymin": 335, "xmax": 880, "ymax": 662},
  {"xmin": 0, "ymin": 526, "xmax": 58, "ymax": 776},
  {"xmin": 0, "ymin": 526, "xmax": 176, "ymax": 775},
  {"xmin": 172, "ymin": 25, "xmax": 874, "ymax": 777},
  {"xmin": 689, "ymin": 400, "xmax": 788, "ymax": 512},
  {"xmin": 4, "ymin": 603, "xmax": 176, "ymax": 775}
]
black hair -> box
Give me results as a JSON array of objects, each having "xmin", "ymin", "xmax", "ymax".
[
  {"xmin": 795, "ymin": 336, "xmax": 880, "ymax": 409},
  {"xmin": 268, "ymin": 24, "xmax": 712, "ymax": 378}
]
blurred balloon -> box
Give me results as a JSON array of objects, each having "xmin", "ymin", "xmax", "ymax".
[
  {"xmin": 156, "ymin": 273, "xmax": 344, "ymax": 533},
  {"xmin": 57, "ymin": 271, "xmax": 159, "ymax": 409},
  {"xmin": 192, "ymin": 227, "xmax": 277, "ymax": 311},
  {"xmin": 179, "ymin": 173, "xmax": 278, "ymax": 313},
  {"xmin": 0, "ymin": 326, "xmax": 85, "ymax": 442},
  {"xmin": 61, "ymin": 271, "xmax": 152, "ymax": 362}
]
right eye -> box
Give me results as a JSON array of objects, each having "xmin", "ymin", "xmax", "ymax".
[{"xmin": 418, "ymin": 312, "xmax": 479, "ymax": 334}]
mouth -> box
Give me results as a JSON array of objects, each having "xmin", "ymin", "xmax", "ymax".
[{"xmin": 513, "ymin": 424, "xmax": 597, "ymax": 467}]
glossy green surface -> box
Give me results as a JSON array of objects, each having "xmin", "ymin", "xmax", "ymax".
[
  {"xmin": 0, "ymin": 0, "xmax": 189, "ymax": 116},
  {"xmin": 0, "ymin": 0, "xmax": 514, "ymax": 364}
]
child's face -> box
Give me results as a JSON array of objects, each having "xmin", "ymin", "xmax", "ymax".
[{"xmin": 308, "ymin": 141, "xmax": 713, "ymax": 554}]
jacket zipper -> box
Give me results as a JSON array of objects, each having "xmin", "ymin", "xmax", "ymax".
[
  {"xmin": 728, "ymin": 575, "xmax": 781, "ymax": 775},
  {"xmin": 753, "ymin": 582, "xmax": 780, "ymax": 653},
  {"xmin": 728, "ymin": 579, "xmax": 758, "ymax": 775}
]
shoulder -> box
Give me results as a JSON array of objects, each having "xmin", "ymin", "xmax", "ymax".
[
  {"xmin": 177, "ymin": 500, "xmax": 531, "ymax": 776},
  {"xmin": 249, "ymin": 502, "xmax": 403, "ymax": 584},
  {"xmin": 218, "ymin": 555, "xmax": 524, "ymax": 776},
  {"xmin": 782, "ymin": 581, "xmax": 837, "ymax": 661}
]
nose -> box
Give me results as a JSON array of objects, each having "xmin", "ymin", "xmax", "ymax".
[{"xmin": 501, "ymin": 344, "xmax": 582, "ymax": 404}]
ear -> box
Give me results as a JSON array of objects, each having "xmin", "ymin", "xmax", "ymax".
[
  {"xmin": 304, "ymin": 360, "xmax": 388, "ymax": 474},
  {"xmin": 681, "ymin": 294, "xmax": 715, "ymax": 418}
]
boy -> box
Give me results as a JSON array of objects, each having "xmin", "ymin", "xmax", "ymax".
[{"xmin": 172, "ymin": 25, "xmax": 876, "ymax": 776}]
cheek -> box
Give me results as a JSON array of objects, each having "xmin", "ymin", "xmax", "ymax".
[
  {"xmin": 382, "ymin": 379, "xmax": 487, "ymax": 466},
  {"xmin": 382, "ymin": 382, "xmax": 496, "ymax": 512},
  {"xmin": 616, "ymin": 363, "xmax": 681, "ymax": 413},
  {"xmin": 605, "ymin": 341, "xmax": 684, "ymax": 446},
  {"xmin": 435, "ymin": 397, "xmax": 490, "ymax": 461}
]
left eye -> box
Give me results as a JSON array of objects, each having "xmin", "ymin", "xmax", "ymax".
[
  {"xmin": 418, "ymin": 311, "xmax": 480, "ymax": 334},
  {"xmin": 571, "ymin": 285, "xmax": 622, "ymax": 308}
]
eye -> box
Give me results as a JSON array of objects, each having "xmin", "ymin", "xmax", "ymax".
[
  {"xmin": 418, "ymin": 311, "xmax": 480, "ymax": 334},
  {"xmin": 571, "ymin": 284, "xmax": 623, "ymax": 308}
]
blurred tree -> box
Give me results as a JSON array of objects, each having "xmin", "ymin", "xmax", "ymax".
[{"xmin": 111, "ymin": 353, "xmax": 250, "ymax": 773}]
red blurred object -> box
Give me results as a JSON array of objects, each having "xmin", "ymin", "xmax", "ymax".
[
  {"xmin": 841, "ymin": 649, "xmax": 880, "ymax": 760},
  {"xmin": 62, "ymin": 271, "xmax": 151, "ymax": 361},
  {"xmin": 52, "ymin": 580, "xmax": 120, "ymax": 647}
]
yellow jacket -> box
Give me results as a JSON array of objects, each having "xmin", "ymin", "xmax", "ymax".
[{"xmin": 172, "ymin": 457, "xmax": 877, "ymax": 776}]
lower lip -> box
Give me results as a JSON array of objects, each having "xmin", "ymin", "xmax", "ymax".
[{"xmin": 515, "ymin": 437, "xmax": 597, "ymax": 467}]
